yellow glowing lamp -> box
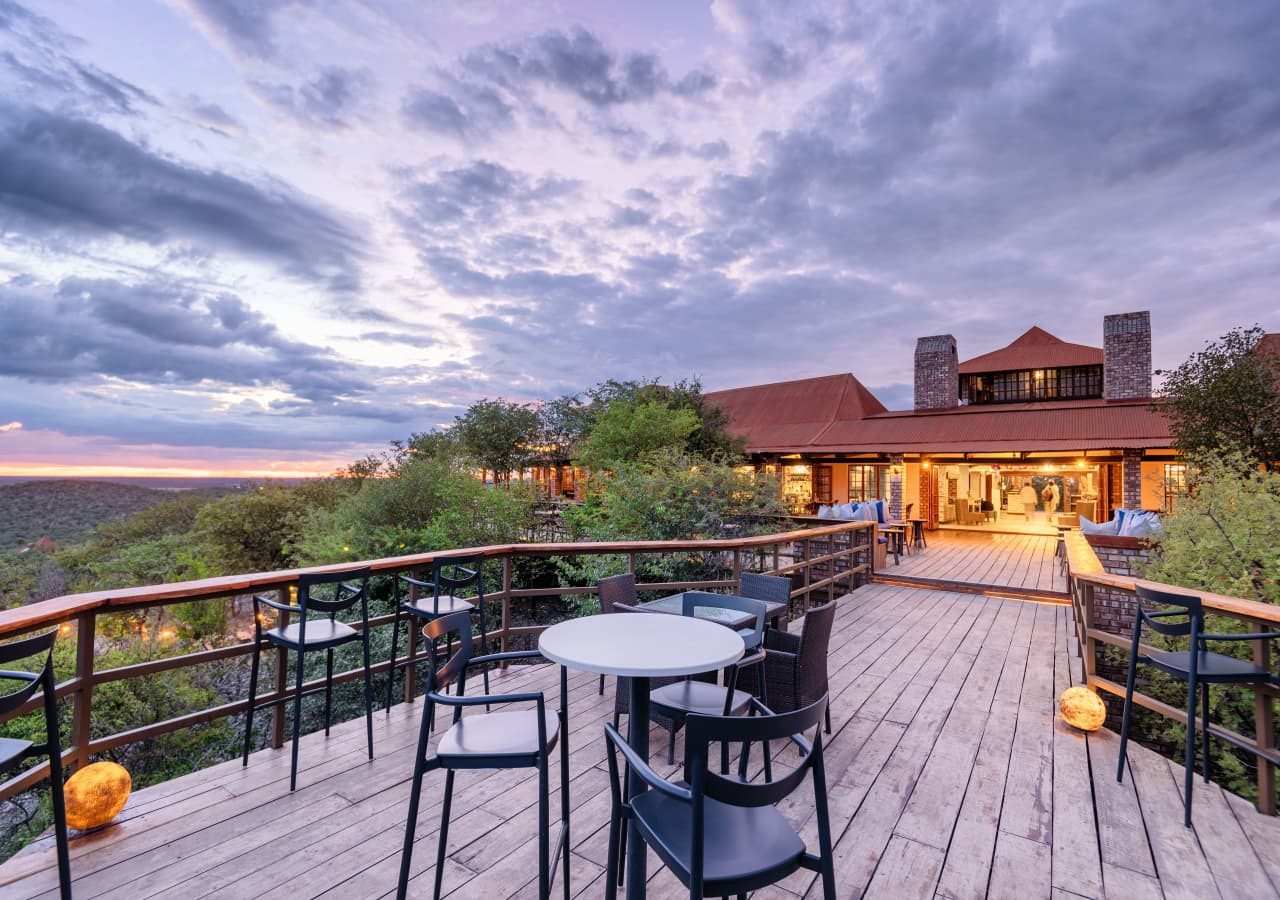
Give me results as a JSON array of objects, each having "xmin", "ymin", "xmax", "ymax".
[
  {"xmin": 64, "ymin": 761, "xmax": 131, "ymax": 830},
  {"xmin": 1059, "ymin": 686, "xmax": 1107, "ymax": 732}
]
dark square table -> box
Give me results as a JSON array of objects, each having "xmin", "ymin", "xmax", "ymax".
[{"xmin": 639, "ymin": 591, "xmax": 788, "ymax": 631}]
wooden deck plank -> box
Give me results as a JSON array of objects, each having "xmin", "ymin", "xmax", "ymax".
[{"xmin": 6, "ymin": 584, "xmax": 1280, "ymax": 899}]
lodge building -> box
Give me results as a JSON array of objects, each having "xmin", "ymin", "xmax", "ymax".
[{"xmin": 707, "ymin": 311, "xmax": 1181, "ymax": 530}]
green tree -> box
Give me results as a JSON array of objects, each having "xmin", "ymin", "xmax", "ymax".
[
  {"xmin": 293, "ymin": 453, "xmax": 536, "ymax": 563},
  {"xmin": 1140, "ymin": 452, "xmax": 1280, "ymax": 604},
  {"xmin": 585, "ymin": 378, "xmax": 745, "ymax": 460},
  {"xmin": 452, "ymin": 398, "xmax": 543, "ymax": 484},
  {"xmin": 575, "ymin": 400, "xmax": 699, "ymax": 471},
  {"xmin": 1157, "ymin": 326, "xmax": 1280, "ymax": 470},
  {"xmin": 195, "ymin": 479, "xmax": 352, "ymax": 573}
]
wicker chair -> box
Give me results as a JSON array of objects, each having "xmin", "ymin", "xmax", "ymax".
[
  {"xmin": 747, "ymin": 600, "xmax": 836, "ymax": 734},
  {"xmin": 597, "ymin": 573, "xmax": 637, "ymax": 695},
  {"xmin": 739, "ymin": 571, "xmax": 792, "ymax": 627}
]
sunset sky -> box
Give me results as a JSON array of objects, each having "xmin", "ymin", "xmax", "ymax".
[{"xmin": 2, "ymin": 0, "xmax": 1278, "ymax": 478}]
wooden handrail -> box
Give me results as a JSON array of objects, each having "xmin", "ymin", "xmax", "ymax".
[
  {"xmin": 1065, "ymin": 531, "xmax": 1279, "ymax": 814},
  {"xmin": 0, "ymin": 520, "xmax": 876, "ymax": 803}
]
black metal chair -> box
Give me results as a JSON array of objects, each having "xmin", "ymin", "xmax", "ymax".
[
  {"xmin": 0, "ymin": 630, "xmax": 70, "ymax": 900},
  {"xmin": 243, "ymin": 568, "xmax": 374, "ymax": 792},
  {"xmin": 603, "ymin": 696, "xmax": 836, "ymax": 899},
  {"xmin": 1117, "ymin": 584, "xmax": 1280, "ymax": 827},
  {"xmin": 386, "ymin": 554, "xmax": 492, "ymax": 712},
  {"xmin": 649, "ymin": 592, "xmax": 768, "ymax": 767},
  {"xmin": 739, "ymin": 571, "xmax": 791, "ymax": 631},
  {"xmin": 597, "ymin": 573, "xmax": 638, "ymax": 695},
  {"xmin": 397, "ymin": 610, "xmax": 568, "ymax": 900}
]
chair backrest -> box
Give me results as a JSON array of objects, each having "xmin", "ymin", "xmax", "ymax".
[
  {"xmin": 685, "ymin": 696, "xmax": 828, "ymax": 808},
  {"xmin": 905, "ymin": 502, "xmax": 914, "ymax": 518},
  {"xmin": 597, "ymin": 572, "xmax": 637, "ymax": 614},
  {"xmin": 738, "ymin": 572, "xmax": 790, "ymax": 608},
  {"xmin": 297, "ymin": 567, "xmax": 371, "ymax": 615},
  {"xmin": 680, "ymin": 591, "xmax": 766, "ymax": 649},
  {"xmin": 1134, "ymin": 584, "xmax": 1201, "ymax": 638},
  {"xmin": 0, "ymin": 630, "xmax": 57, "ymax": 718},
  {"xmin": 433, "ymin": 554, "xmax": 485, "ymax": 601},
  {"xmin": 798, "ymin": 601, "xmax": 837, "ymax": 677},
  {"xmin": 421, "ymin": 610, "xmax": 476, "ymax": 692}
]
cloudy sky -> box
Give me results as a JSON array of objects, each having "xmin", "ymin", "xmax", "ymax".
[{"xmin": 1, "ymin": 0, "xmax": 1278, "ymax": 477}]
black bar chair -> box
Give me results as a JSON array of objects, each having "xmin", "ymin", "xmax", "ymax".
[
  {"xmin": 603, "ymin": 696, "xmax": 836, "ymax": 899},
  {"xmin": 0, "ymin": 631, "xmax": 71, "ymax": 900},
  {"xmin": 243, "ymin": 568, "xmax": 374, "ymax": 792},
  {"xmin": 649, "ymin": 592, "xmax": 769, "ymax": 768},
  {"xmin": 1117, "ymin": 583, "xmax": 1280, "ymax": 826},
  {"xmin": 386, "ymin": 554, "xmax": 492, "ymax": 712},
  {"xmin": 397, "ymin": 610, "xmax": 568, "ymax": 900}
]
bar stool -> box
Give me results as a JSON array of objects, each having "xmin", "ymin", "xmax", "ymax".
[{"xmin": 0, "ymin": 631, "xmax": 71, "ymax": 899}]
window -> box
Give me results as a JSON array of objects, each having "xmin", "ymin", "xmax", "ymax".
[
  {"xmin": 848, "ymin": 465, "xmax": 888, "ymax": 501},
  {"xmin": 963, "ymin": 365, "xmax": 1102, "ymax": 404},
  {"xmin": 1163, "ymin": 464, "xmax": 1187, "ymax": 512},
  {"xmin": 814, "ymin": 465, "xmax": 832, "ymax": 502}
]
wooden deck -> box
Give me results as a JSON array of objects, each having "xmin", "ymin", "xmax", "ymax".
[
  {"xmin": 883, "ymin": 531, "xmax": 1066, "ymax": 597},
  {"xmin": 5, "ymin": 584, "xmax": 1280, "ymax": 899}
]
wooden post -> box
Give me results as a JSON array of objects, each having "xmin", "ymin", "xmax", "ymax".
[
  {"xmin": 1255, "ymin": 636, "xmax": 1276, "ymax": 815},
  {"xmin": 771, "ymin": 542, "xmax": 779, "ymax": 576},
  {"xmin": 271, "ymin": 587, "xmax": 289, "ymax": 749},
  {"xmin": 732, "ymin": 548, "xmax": 742, "ymax": 593},
  {"xmin": 70, "ymin": 612, "xmax": 95, "ymax": 772},
  {"xmin": 1081, "ymin": 582, "xmax": 1097, "ymax": 685},
  {"xmin": 627, "ymin": 552, "xmax": 637, "ymax": 574},
  {"xmin": 501, "ymin": 555, "xmax": 513, "ymax": 657}
]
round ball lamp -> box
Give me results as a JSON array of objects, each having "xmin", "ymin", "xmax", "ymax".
[
  {"xmin": 1059, "ymin": 686, "xmax": 1107, "ymax": 732},
  {"xmin": 64, "ymin": 761, "xmax": 131, "ymax": 831}
]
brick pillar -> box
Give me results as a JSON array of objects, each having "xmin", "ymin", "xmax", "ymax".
[
  {"xmin": 914, "ymin": 335, "xmax": 959, "ymax": 410},
  {"xmin": 1104, "ymin": 311, "xmax": 1152, "ymax": 400},
  {"xmin": 920, "ymin": 465, "xmax": 936, "ymax": 529},
  {"xmin": 1122, "ymin": 449, "xmax": 1142, "ymax": 510},
  {"xmin": 889, "ymin": 456, "xmax": 904, "ymax": 520}
]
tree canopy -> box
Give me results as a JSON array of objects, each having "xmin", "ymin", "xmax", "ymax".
[
  {"xmin": 450, "ymin": 398, "xmax": 543, "ymax": 482},
  {"xmin": 1157, "ymin": 326, "xmax": 1280, "ymax": 470}
]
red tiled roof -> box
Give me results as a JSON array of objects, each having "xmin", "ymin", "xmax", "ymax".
[
  {"xmin": 958, "ymin": 326, "xmax": 1102, "ymax": 374},
  {"xmin": 705, "ymin": 373, "xmax": 887, "ymax": 449},
  {"xmin": 806, "ymin": 399, "xmax": 1172, "ymax": 454}
]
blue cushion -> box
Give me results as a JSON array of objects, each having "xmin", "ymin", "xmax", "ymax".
[
  {"xmin": 1079, "ymin": 515, "xmax": 1119, "ymax": 536},
  {"xmin": 1120, "ymin": 510, "xmax": 1162, "ymax": 537},
  {"xmin": 817, "ymin": 504, "xmax": 832, "ymax": 519}
]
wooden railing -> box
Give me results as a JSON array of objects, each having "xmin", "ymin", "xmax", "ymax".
[
  {"xmin": 0, "ymin": 520, "xmax": 875, "ymax": 803},
  {"xmin": 1065, "ymin": 531, "xmax": 1279, "ymax": 814}
]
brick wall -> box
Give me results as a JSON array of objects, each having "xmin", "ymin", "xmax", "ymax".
[
  {"xmin": 1122, "ymin": 449, "xmax": 1143, "ymax": 509},
  {"xmin": 1084, "ymin": 533, "xmax": 1155, "ymax": 726},
  {"xmin": 1103, "ymin": 311, "xmax": 1152, "ymax": 400},
  {"xmin": 914, "ymin": 334, "xmax": 958, "ymax": 410},
  {"xmin": 889, "ymin": 455, "xmax": 904, "ymax": 519}
]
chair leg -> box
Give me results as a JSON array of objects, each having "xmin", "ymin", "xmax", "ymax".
[
  {"xmin": 1183, "ymin": 672, "xmax": 1197, "ymax": 828},
  {"xmin": 434, "ymin": 770, "xmax": 456, "ymax": 900},
  {"xmin": 668, "ymin": 726, "xmax": 676, "ymax": 766},
  {"xmin": 397, "ymin": 695, "xmax": 436, "ymax": 900},
  {"xmin": 362, "ymin": 634, "xmax": 375, "ymax": 761},
  {"xmin": 1201, "ymin": 682, "xmax": 1211, "ymax": 784},
  {"xmin": 43, "ymin": 673, "xmax": 71, "ymax": 900},
  {"xmin": 538, "ymin": 757, "xmax": 550, "ymax": 900},
  {"xmin": 289, "ymin": 649, "xmax": 305, "ymax": 792},
  {"xmin": 599, "ymin": 673, "xmax": 605, "ymax": 696},
  {"xmin": 324, "ymin": 648, "xmax": 334, "ymax": 736},
  {"xmin": 1116, "ymin": 633, "xmax": 1141, "ymax": 783},
  {"xmin": 824, "ymin": 705, "xmax": 832, "ymax": 735},
  {"xmin": 242, "ymin": 637, "xmax": 261, "ymax": 766},
  {"xmin": 605, "ymin": 801, "xmax": 621, "ymax": 900},
  {"xmin": 386, "ymin": 605, "xmax": 402, "ymax": 713},
  {"xmin": 559, "ymin": 667, "xmax": 571, "ymax": 900}
]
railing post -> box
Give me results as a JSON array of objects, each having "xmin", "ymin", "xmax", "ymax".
[
  {"xmin": 271, "ymin": 587, "xmax": 289, "ymax": 749},
  {"xmin": 732, "ymin": 548, "xmax": 742, "ymax": 593},
  {"xmin": 627, "ymin": 552, "xmax": 637, "ymax": 574},
  {"xmin": 1255, "ymin": 636, "xmax": 1276, "ymax": 815},
  {"xmin": 71, "ymin": 612, "xmax": 95, "ymax": 772},
  {"xmin": 1081, "ymin": 582, "xmax": 1097, "ymax": 685},
  {"xmin": 771, "ymin": 542, "xmax": 779, "ymax": 576},
  {"xmin": 501, "ymin": 555, "xmax": 513, "ymax": 658}
]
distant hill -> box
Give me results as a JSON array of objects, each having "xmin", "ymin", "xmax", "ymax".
[{"xmin": 0, "ymin": 480, "xmax": 206, "ymax": 550}]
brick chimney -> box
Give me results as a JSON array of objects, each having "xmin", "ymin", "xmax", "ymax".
[
  {"xmin": 1103, "ymin": 311, "xmax": 1152, "ymax": 400},
  {"xmin": 914, "ymin": 334, "xmax": 958, "ymax": 410}
]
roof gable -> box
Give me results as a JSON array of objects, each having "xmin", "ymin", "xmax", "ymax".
[
  {"xmin": 706, "ymin": 373, "xmax": 887, "ymax": 450},
  {"xmin": 959, "ymin": 326, "xmax": 1103, "ymax": 374}
]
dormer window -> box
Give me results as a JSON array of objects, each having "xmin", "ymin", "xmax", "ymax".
[{"xmin": 963, "ymin": 364, "xmax": 1103, "ymax": 404}]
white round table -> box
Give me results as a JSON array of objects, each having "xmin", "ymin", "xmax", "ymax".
[{"xmin": 539, "ymin": 614, "xmax": 744, "ymax": 899}]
